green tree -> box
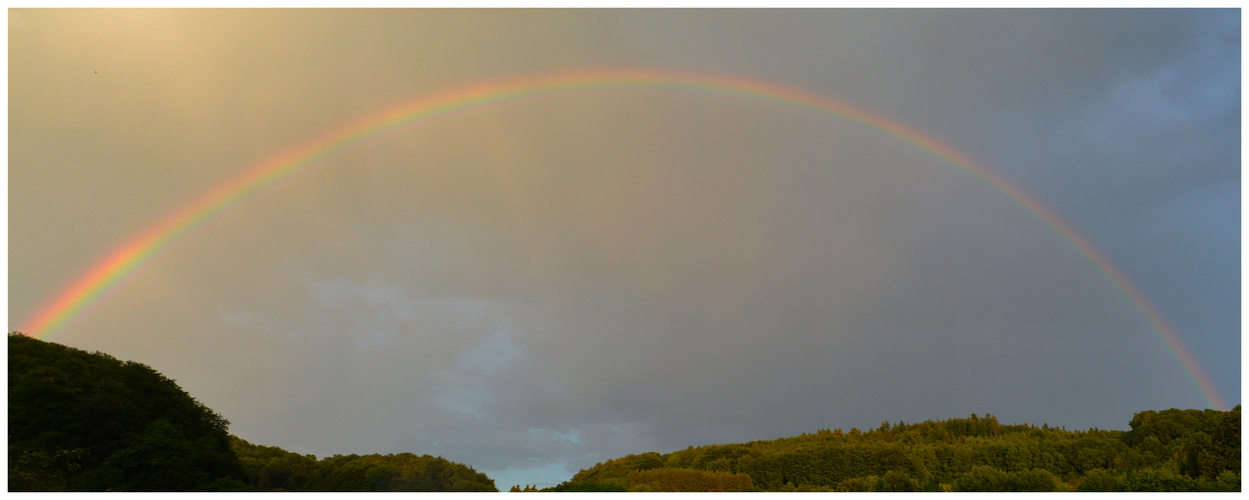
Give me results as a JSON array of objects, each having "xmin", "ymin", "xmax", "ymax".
[
  {"xmin": 953, "ymin": 465, "xmax": 1010, "ymax": 491},
  {"xmin": 1123, "ymin": 467, "xmax": 1195, "ymax": 492},
  {"xmin": 8, "ymin": 333, "xmax": 248, "ymax": 491},
  {"xmin": 1006, "ymin": 468, "xmax": 1061, "ymax": 491},
  {"xmin": 1077, "ymin": 468, "xmax": 1124, "ymax": 491}
]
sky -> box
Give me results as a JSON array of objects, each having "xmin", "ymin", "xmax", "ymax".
[{"xmin": 8, "ymin": 9, "xmax": 1241, "ymax": 489}]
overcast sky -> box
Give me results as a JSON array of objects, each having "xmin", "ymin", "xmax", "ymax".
[{"xmin": 8, "ymin": 9, "xmax": 1240, "ymax": 489}]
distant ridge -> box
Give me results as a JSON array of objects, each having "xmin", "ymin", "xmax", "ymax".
[{"xmin": 537, "ymin": 409, "xmax": 1240, "ymax": 492}]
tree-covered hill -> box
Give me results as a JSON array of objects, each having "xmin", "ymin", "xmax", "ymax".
[
  {"xmin": 8, "ymin": 333, "xmax": 497, "ymax": 492},
  {"xmin": 8, "ymin": 332, "xmax": 250, "ymax": 491},
  {"xmin": 229, "ymin": 436, "xmax": 497, "ymax": 491},
  {"xmin": 12, "ymin": 332, "xmax": 1237, "ymax": 493},
  {"xmin": 545, "ymin": 409, "xmax": 1240, "ymax": 492}
]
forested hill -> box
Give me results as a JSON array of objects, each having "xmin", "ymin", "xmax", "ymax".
[
  {"xmin": 8, "ymin": 333, "xmax": 496, "ymax": 492},
  {"xmin": 10, "ymin": 333, "xmax": 1239, "ymax": 492},
  {"xmin": 8, "ymin": 332, "xmax": 249, "ymax": 491},
  {"xmin": 229, "ymin": 436, "xmax": 496, "ymax": 491},
  {"xmin": 544, "ymin": 409, "xmax": 1241, "ymax": 492}
]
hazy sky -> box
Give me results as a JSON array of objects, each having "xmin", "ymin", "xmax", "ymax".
[{"xmin": 9, "ymin": 9, "xmax": 1240, "ymax": 488}]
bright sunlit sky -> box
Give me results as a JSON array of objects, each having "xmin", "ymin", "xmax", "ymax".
[{"xmin": 8, "ymin": 9, "xmax": 1241, "ymax": 489}]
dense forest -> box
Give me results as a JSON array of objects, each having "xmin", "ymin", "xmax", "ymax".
[
  {"xmin": 538, "ymin": 408, "xmax": 1241, "ymax": 492},
  {"xmin": 8, "ymin": 333, "xmax": 496, "ymax": 492},
  {"xmin": 8, "ymin": 333, "xmax": 249, "ymax": 491},
  {"xmin": 229, "ymin": 436, "xmax": 496, "ymax": 491},
  {"xmin": 10, "ymin": 333, "xmax": 1239, "ymax": 492}
]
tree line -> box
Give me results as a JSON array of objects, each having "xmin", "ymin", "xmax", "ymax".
[
  {"xmin": 229, "ymin": 436, "xmax": 496, "ymax": 491},
  {"xmin": 11, "ymin": 332, "xmax": 1238, "ymax": 492},
  {"xmin": 8, "ymin": 333, "xmax": 496, "ymax": 492},
  {"xmin": 537, "ymin": 408, "xmax": 1240, "ymax": 492}
]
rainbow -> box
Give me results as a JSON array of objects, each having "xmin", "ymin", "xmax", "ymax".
[{"xmin": 18, "ymin": 68, "xmax": 1227, "ymax": 411}]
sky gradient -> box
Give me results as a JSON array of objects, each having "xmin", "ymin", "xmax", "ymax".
[{"xmin": 9, "ymin": 9, "xmax": 1241, "ymax": 488}]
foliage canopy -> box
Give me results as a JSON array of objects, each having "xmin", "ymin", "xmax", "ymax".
[
  {"xmin": 8, "ymin": 333, "xmax": 496, "ymax": 492},
  {"xmin": 230, "ymin": 436, "xmax": 497, "ymax": 492},
  {"xmin": 544, "ymin": 409, "xmax": 1240, "ymax": 492},
  {"xmin": 8, "ymin": 333, "xmax": 249, "ymax": 491}
]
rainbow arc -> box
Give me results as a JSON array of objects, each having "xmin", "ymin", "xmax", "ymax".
[{"xmin": 19, "ymin": 69, "xmax": 1227, "ymax": 411}]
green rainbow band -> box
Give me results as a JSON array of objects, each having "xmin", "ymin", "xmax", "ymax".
[{"xmin": 20, "ymin": 68, "xmax": 1227, "ymax": 410}]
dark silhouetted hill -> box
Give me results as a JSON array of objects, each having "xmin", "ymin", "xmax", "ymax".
[
  {"xmin": 8, "ymin": 332, "xmax": 249, "ymax": 491},
  {"xmin": 230, "ymin": 436, "xmax": 497, "ymax": 491},
  {"xmin": 8, "ymin": 333, "xmax": 497, "ymax": 492}
]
